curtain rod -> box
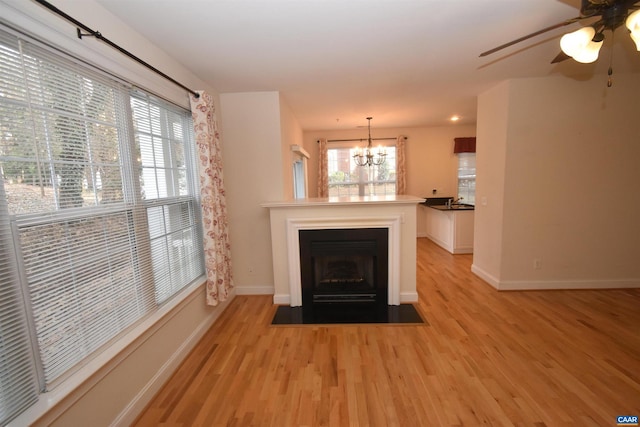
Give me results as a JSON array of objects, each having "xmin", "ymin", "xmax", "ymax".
[
  {"xmin": 318, "ymin": 137, "xmax": 406, "ymax": 143},
  {"xmin": 32, "ymin": 0, "xmax": 200, "ymax": 99}
]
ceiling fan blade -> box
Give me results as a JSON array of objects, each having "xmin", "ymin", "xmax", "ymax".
[
  {"xmin": 479, "ymin": 16, "xmax": 585, "ymax": 57},
  {"xmin": 550, "ymin": 51, "xmax": 572, "ymax": 63}
]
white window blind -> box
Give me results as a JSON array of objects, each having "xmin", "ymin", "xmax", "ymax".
[
  {"xmin": 457, "ymin": 152, "xmax": 476, "ymax": 205},
  {"xmin": 130, "ymin": 92, "xmax": 203, "ymax": 304},
  {"xmin": 0, "ymin": 23, "xmax": 204, "ymax": 418},
  {"xmin": 0, "ymin": 184, "xmax": 39, "ymax": 426}
]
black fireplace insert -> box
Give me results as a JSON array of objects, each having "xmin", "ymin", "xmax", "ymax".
[{"xmin": 299, "ymin": 228, "xmax": 388, "ymax": 308}]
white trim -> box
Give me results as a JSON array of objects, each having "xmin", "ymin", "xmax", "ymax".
[
  {"xmin": 471, "ymin": 264, "xmax": 640, "ymax": 290},
  {"xmin": 497, "ymin": 279, "xmax": 640, "ymax": 291},
  {"xmin": 111, "ymin": 291, "xmax": 235, "ymax": 427},
  {"xmin": 427, "ymin": 234, "xmax": 453, "ymax": 254},
  {"xmin": 290, "ymin": 144, "xmax": 310, "ymax": 159},
  {"xmin": 8, "ymin": 278, "xmax": 212, "ymax": 427},
  {"xmin": 471, "ymin": 264, "xmax": 500, "ymax": 289},
  {"xmin": 273, "ymin": 294, "xmax": 291, "ymax": 305},
  {"xmin": 400, "ymin": 291, "xmax": 419, "ymax": 303},
  {"xmin": 452, "ymin": 247, "xmax": 473, "ymax": 254},
  {"xmin": 285, "ymin": 216, "xmax": 402, "ymax": 307}
]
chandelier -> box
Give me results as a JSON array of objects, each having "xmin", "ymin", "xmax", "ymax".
[{"xmin": 353, "ymin": 117, "xmax": 387, "ymax": 167}]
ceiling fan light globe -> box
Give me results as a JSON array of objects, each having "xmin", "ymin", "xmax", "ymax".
[
  {"xmin": 630, "ymin": 30, "xmax": 640, "ymax": 51},
  {"xmin": 626, "ymin": 9, "xmax": 640, "ymax": 31},
  {"xmin": 560, "ymin": 27, "xmax": 596, "ymax": 57},
  {"xmin": 572, "ymin": 39, "xmax": 603, "ymax": 63}
]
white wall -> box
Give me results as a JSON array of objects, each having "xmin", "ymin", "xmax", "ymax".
[
  {"xmin": 1, "ymin": 1, "xmax": 230, "ymax": 426},
  {"xmin": 303, "ymin": 124, "xmax": 476, "ymax": 236},
  {"xmin": 473, "ymin": 74, "xmax": 640, "ymax": 290}
]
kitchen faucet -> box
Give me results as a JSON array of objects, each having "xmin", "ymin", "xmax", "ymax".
[{"xmin": 447, "ymin": 197, "xmax": 463, "ymax": 208}]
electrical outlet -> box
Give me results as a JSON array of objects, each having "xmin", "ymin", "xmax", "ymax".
[{"xmin": 533, "ymin": 259, "xmax": 542, "ymax": 270}]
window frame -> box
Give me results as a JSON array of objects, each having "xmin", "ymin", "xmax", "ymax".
[
  {"xmin": 327, "ymin": 144, "xmax": 397, "ymax": 197},
  {"xmin": 0, "ymin": 24, "xmax": 205, "ymax": 424}
]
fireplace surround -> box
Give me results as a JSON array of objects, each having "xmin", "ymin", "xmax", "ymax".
[{"xmin": 262, "ymin": 195, "xmax": 423, "ymax": 307}]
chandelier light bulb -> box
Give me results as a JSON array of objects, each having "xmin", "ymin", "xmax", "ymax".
[{"xmin": 353, "ymin": 117, "xmax": 386, "ymax": 167}]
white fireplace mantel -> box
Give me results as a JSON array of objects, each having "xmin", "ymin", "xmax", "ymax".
[{"xmin": 262, "ymin": 195, "xmax": 424, "ymax": 306}]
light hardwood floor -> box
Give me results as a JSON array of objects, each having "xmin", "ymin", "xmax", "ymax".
[{"xmin": 133, "ymin": 238, "xmax": 640, "ymax": 426}]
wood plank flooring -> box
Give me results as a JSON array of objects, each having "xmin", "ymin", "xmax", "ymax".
[{"xmin": 133, "ymin": 238, "xmax": 640, "ymax": 426}]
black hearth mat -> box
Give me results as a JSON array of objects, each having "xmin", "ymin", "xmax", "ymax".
[{"xmin": 271, "ymin": 304, "xmax": 425, "ymax": 325}]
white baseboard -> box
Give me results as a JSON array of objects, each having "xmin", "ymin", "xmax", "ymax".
[
  {"xmin": 471, "ymin": 264, "xmax": 500, "ymax": 289},
  {"xmin": 452, "ymin": 247, "xmax": 473, "ymax": 254},
  {"xmin": 400, "ymin": 292, "xmax": 419, "ymax": 303},
  {"xmin": 112, "ymin": 291, "xmax": 236, "ymax": 426},
  {"xmin": 471, "ymin": 264, "xmax": 640, "ymax": 290},
  {"xmin": 234, "ymin": 285, "xmax": 274, "ymax": 295},
  {"xmin": 273, "ymin": 294, "xmax": 291, "ymax": 305},
  {"xmin": 497, "ymin": 279, "xmax": 640, "ymax": 291},
  {"xmin": 427, "ymin": 235, "xmax": 453, "ymax": 253}
]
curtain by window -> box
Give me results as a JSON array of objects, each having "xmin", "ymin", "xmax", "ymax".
[
  {"xmin": 396, "ymin": 136, "xmax": 407, "ymax": 195},
  {"xmin": 0, "ymin": 25, "xmax": 204, "ymax": 419},
  {"xmin": 317, "ymin": 138, "xmax": 328, "ymax": 197},
  {"xmin": 189, "ymin": 91, "xmax": 233, "ymax": 306},
  {"xmin": 454, "ymin": 137, "xmax": 476, "ymax": 153}
]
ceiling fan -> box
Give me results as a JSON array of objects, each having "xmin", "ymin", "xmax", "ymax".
[{"xmin": 480, "ymin": 0, "xmax": 640, "ymax": 65}]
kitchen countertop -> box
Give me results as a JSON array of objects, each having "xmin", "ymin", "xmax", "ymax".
[{"xmin": 427, "ymin": 204, "xmax": 475, "ymax": 211}]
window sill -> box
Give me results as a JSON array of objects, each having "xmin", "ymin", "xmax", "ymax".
[{"xmin": 8, "ymin": 276, "xmax": 208, "ymax": 427}]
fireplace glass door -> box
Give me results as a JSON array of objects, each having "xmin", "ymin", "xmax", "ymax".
[{"xmin": 299, "ymin": 228, "xmax": 388, "ymax": 307}]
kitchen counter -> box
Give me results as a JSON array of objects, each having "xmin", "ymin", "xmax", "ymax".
[
  {"xmin": 423, "ymin": 204, "xmax": 474, "ymax": 254},
  {"xmin": 428, "ymin": 204, "xmax": 475, "ymax": 211}
]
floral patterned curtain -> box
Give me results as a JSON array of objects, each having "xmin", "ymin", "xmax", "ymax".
[
  {"xmin": 317, "ymin": 138, "xmax": 329, "ymax": 198},
  {"xmin": 396, "ymin": 135, "xmax": 407, "ymax": 195},
  {"xmin": 190, "ymin": 91, "xmax": 233, "ymax": 306}
]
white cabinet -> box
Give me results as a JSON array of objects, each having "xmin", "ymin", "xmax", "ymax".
[{"xmin": 425, "ymin": 207, "xmax": 474, "ymax": 254}]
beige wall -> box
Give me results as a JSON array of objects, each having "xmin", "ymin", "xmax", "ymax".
[
  {"xmin": 303, "ymin": 125, "xmax": 476, "ymax": 236},
  {"xmin": 219, "ymin": 92, "xmax": 284, "ymax": 294},
  {"xmin": 473, "ymin": 81, "xmax": 510, "ymax": 283},
  {"xmin": 279, "ymin": 94, "xmax": 304, "ymax": 199},
  {"xmin": 473, "ymin": 74, "xmax": 640, "ymax": 289},
  {"xmin": 219, "ymin": 92, "xmax": 304, "ymax": 294}
]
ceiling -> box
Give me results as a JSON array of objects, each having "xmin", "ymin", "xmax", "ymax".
[{"xmin": 94, "ymin": 0, "xmax": 640, "ymax": 130}]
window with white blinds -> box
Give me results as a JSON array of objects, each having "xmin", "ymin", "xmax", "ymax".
[
  {"xmin": 0, "ymin": 26, "xmax": 204, "ymax": 422},
  {"xmin": 457, "ymin": 152, "xmax": 476, "ymax": 205},
  {"xmin": 0, "ymin": 185, "xmax": 39, "ymax": 427}
]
